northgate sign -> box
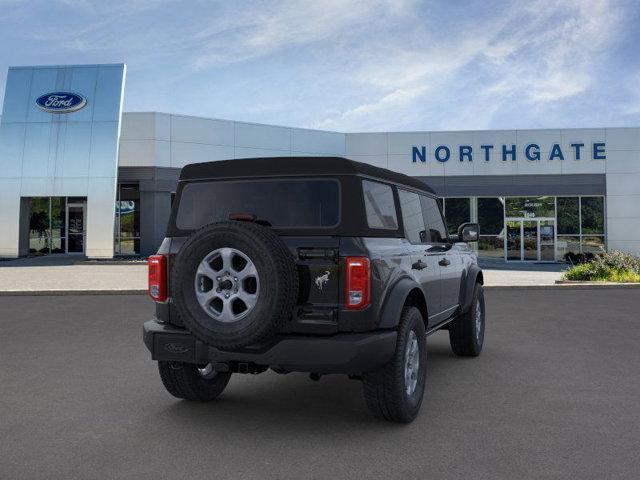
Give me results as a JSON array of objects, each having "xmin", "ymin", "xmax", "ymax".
[{"xmin": 411, "ymin": 142, "xmax": 606, "ymax": 163}]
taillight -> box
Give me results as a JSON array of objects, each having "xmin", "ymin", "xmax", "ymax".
[
  {"xmin": 148, "ymin": 254, "xmax": 167, "ymax": 302},
  {"xmin": 345, "ymin": 256, "xmax": 370, "ymax": 310}
]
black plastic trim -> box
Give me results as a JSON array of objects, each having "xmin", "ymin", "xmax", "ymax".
[{"xmin": 143, "ymin": 319, "xmax": 397, "ymax": 374}]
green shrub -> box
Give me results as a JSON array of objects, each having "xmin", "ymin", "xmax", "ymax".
[{"xmin": 563, "ymin": 250, "xmax": 640, "ymax": 282}]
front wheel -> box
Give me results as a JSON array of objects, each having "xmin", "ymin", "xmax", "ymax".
[
  {"xmin": 449, "ymin": 283, "xmax": 485, "ymax": 356},
  {"xmin": 158, "ymin": 361, "xmax": 232, "ymax": 401},
  {"xmin": 362, "ymin": 306, "xmax": 427, "ymax": 423}
]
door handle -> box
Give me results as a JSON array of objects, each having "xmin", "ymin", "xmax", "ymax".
[
  {"xmin": 412, "ymin": 260, "xmax": 427, "ymax": 270},
  {"xmin": 438, "ymin": 258, "xmax": 451, "ymax": 267}
]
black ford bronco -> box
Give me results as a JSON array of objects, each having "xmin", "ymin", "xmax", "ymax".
[{"xmin": 144, "ymin": 157, "xmax": 485, "ymax": 423}]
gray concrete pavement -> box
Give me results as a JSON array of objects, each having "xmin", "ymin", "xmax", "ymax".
[
  {"xmin": 0, "ymin": 256, "xmax": 147, "ymax": 293},
  {"xmin": 479, "ymin": 257, "xmax": 566, "ymax": 286},
  {"xmin": 1, "ymin": 289, "xmax": 639, "ymax": 479}
]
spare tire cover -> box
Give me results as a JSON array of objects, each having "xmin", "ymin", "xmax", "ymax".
[{"xmin": 172, "ymin": 221, "xmax": 298, "ymax": 349}]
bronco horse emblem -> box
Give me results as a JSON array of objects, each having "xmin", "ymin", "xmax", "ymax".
[{"xmin": 315, "ymin": 270, "xmax": 330, "ymax": 291}]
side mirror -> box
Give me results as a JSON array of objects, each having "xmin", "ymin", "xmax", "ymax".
[{"xmin": 458, "ymin": 222, "xmax": 479, "ymax": 242}]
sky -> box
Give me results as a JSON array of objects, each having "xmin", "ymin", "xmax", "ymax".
[{"xmin": 0, "ymin": 0, "xmax": 639, "ymax": 132}]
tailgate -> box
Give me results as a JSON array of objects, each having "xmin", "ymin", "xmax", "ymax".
[{"xmin": 282, "ymin": 236, "xmax": 341, "ymax": 334}]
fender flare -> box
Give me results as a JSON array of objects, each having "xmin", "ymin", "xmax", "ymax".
[
  {"xmin": 378, "ymin": 277, "xmax": 425, "ymax": 329},
  {"xmin": 459, "ymin": 264, "xmax": 483, "ymax": 313}
]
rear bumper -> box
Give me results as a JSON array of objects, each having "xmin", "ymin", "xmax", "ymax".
[{"xmin": 143, "ymin": 320, "xmax": 397, "ymax": 374}]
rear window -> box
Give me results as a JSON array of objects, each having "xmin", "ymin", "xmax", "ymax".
[{"xmin": 175, "ymin": 178, "xmax": 340, "ymax": 230}]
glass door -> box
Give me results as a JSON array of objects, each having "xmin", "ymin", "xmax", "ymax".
[
  {"xmin": 504, "ymin": 218, "xmax": 556, "ymax": 261},
  {"xmin": 523, "ymin": 221, "xmax": 538, "ymax": 261},
  {"xmin": 506, "ymin": 220, "xmax": 522, "ymax": 261},
  {"xmin": 66, "ymin": 203, "xmax": 86, "ymax": 254},
  {"xmin": 539, "ymin": 220, "xmax": 555, "ymax": 261}
]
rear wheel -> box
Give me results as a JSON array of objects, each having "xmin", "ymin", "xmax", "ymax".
[
  {"xmin": 449, "ymin": 283, "xmax": 485, "ymax": 356},
  {"xmin": 158, "ymin": 361, "xmax": 231, "ymax": 401},
  {"xmin": 362, "ymin": 306, "xmax": 427, "ymax": 423}
]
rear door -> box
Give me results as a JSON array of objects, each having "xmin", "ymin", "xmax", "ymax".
[
  {"xmin": 419, "ymin": 195, "xmax": 454, "ymax": 323},
  {"xmin": 441, "ymin": 244, "xmax": 465, "ymax": 314},
  {"xmin": 397, "ymin": 189, "xmax": 441, "ymax": 324}
]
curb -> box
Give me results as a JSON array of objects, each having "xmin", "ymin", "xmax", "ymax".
[
  {"xmin": 75, "ymin": 260, "xmax": 147, "ymax": 265},
  {"xmin": 555, "ymin": 280, "xmax": 640, "ymax": 286},
  {"xmin": 0, "ymin": 289, "xmax": 147, "ymax": 296},
  {"xmin": 485, "ymin": 283, "xmax": 640, "ymax": 290}
]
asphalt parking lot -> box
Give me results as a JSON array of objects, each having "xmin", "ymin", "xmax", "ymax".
[{"xmin": 1, "ymin": 289, "xmax": 639, "ymax": 479}]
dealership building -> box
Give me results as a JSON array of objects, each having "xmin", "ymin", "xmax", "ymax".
[{"xmin": 1, "ymin": 63, "xmax": 639, "ymax": 261}]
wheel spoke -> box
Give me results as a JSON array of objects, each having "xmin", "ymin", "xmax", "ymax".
[
  {"xmin": 404, "ymin": 331, "xmax": 419, "ymax": 395},
  {"xmin": 236, "ymin": 263, "xmax": 257, "ymax": 281},
  {"xmin": 196, "ymin": 261, "xmax": 218, "ymax": 281},
  {"xmin": 236, "ymin": 290, "xmax": 258, "ymax": 309},
  {"xmin": 219, "ymin": 248, "xmax": 234, "ymax": 272},
  {"xmin": 218, "ymin": 298, "xmax": 235, "ymax": 322},
  {"xmin": 195, "ymin": 288, "xmax": 218, "ymax": 307},
  {"xmin": 195, "ymin": 247, "xmax": 260, "ymax": 323}
]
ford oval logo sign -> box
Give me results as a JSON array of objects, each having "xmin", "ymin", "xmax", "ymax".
[{"xmin": 35, "ymin": 92, "xmax": 87, "ymax": 114}]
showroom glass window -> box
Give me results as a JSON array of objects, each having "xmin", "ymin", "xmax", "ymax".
[
  {"xmin": 477, "ymin": 197, "xmax": 505, "ymax": 258},
  {"xmin": 114, "ymin": 184, "xmax": 141, "ymax": 255},
  {"xmin": 50, "ymin": 198, "xmax": 66, "ymax": 253},
  {"xmin": 27, "ymin": 196, "xmax": 86, "ymax": 255},
  {"xmin": 580, "ymin": 197, "xmax": 605, "ymax": 254},
  {"xmin": 555, "ymin": 196, "xmax": 605, "ymax": 257},
  {"xmin": 557, "ymin": 197, "xmax": 580, "ymax": 259},
  {"xmin": 28, "ymin": 197, "xmax": 52, "ymax": 254},
  {"xmin": 505, "ymin": 196, "xmax": 555, "ymax": 218},
  {"xmin": 442, "ymin": 198, "xmax": 471, "ymax": 235}
]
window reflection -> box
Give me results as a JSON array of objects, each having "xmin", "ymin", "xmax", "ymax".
[
  {"xmin": 581, "ymin": 197, "xmax": 605, "ymax": 234},
  {"xmin": 114, "ymin": 184, "xmax": 141, "ymax": 255},
  {"xmin": 443, "ymin": 198, "xmax": 470, "ymax": 235},
  {"xmin": 27, "ymin": 196, "xmax": 84, "ymax": 255},
  {"xmin": 505, "ymin": 196, "xmax": 555, "ymax": 218},
  {"xmin": 557, "ymin": 197, "xmax": 579, "ymax": 235}
]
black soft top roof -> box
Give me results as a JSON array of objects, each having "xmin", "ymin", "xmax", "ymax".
[{"xmin": 179, "ymin": 156, "xmax": 435, "ymax": 195}]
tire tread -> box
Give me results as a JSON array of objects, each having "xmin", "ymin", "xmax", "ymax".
[
  {"xmin": 362, "ymin": 306, "xmax": 426, "ymax": 423},
  {"xmin": 449, "ymin": 283, "xmax": 484, "ymax": 357},
  {"xmin": 158, "ymin": 361, "xmax": 231, "ymax": 401}
]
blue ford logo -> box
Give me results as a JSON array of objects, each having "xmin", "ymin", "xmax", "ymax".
[{"xmin": 35, "ymin": 92, "xmax": 87, "ymax": 114}]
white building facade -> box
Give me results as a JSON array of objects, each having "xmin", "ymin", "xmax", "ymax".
[{"xmin": 1, "ymin": 64, "xmax": 639, "ymax": 261}]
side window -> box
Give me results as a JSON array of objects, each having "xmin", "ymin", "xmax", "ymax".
[
  {"xmin": 398, "ymin": 189, "xmax": 427, "ymax": 244},
  {"xmin": 420, "ymin": 195, "xmax": 448, "ymax": 243},
  {"xmin": 362, "ymin": 180, "xmax": 398, "ymax": 230}
]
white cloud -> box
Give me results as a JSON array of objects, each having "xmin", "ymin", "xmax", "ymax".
[
  {"xmin": 2, "ymin": 0, "xmax": 631, "ymax": 130},
  {"xmin": 482, "ymin": 0, "xmax": 622, "ymax": 104},
  {"xmin": 313, "ymin": 85, "xmax": 428, "ymax": 130},
  {"xmin": 315, "ymin": 0, "xmax": 625, "ymax": 130},
  {"xmin": 191, "ymin": 0, "xmax": 413, "ymax": 69}
]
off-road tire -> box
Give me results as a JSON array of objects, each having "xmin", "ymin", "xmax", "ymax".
[
  {"xmin": 158, "ymin": 361, "xmax": 232, "ymax": 401},
  {"xmin": 362, "ymin": 306, "xmax": 427, "ymax": 423},
  {"xmin": 172, "ymin": 221, "xmax": 298, "ymax": 349},
  {"xmin": 449, "ymin": 282, "xmax": 485, "ymax": 356}
]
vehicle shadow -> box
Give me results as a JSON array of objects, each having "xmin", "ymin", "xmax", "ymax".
[{"xmin": 154, "ymin": 334, "xmax": 462, "ymax": 432}]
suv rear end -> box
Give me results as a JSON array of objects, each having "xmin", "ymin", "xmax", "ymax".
[
  {"xmin": 144, "ymin": 166, "xmax": 397, "ymax": 375},
  {"xmin": 142, "ymin": 156, "xmax": 485, "ymax": 423}
]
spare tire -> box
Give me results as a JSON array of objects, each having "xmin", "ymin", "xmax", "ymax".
[{"xmin": 172, "ymin": 221, "xmax": 298, "ymax": 349}]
